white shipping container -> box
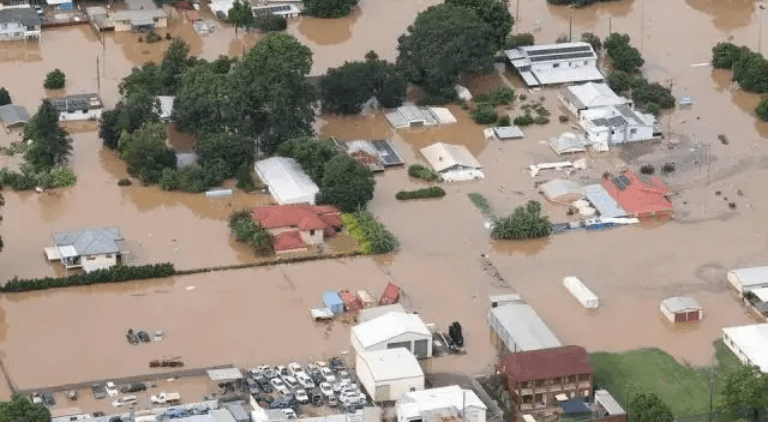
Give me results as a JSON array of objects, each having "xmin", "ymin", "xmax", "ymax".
[{"xmin": 563, "ymin": 277, "xmax": 600, "ymax": 309}]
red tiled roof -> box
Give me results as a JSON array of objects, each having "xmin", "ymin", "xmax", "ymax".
[
  {"xmin": 272, "ymin": 231, "xmax": 306, "ymax": 251},
  {"xmin": 602, "ymin": 171, "xmax": 672, "ymax": 218},
  {"xmin": 501, "ymin": 346, "xmax": 594, "ymax": 383},
  {"xmin": 252, "ymin": 205, "xmax": 342, "ymax": 231}
]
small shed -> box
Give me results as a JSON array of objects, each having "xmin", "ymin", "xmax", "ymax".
[
  {"xmin": 563, "ymin": 277, "xmax": 599, "ymax": 309},
  {"xmin": 356, "ymin": 348, "xmax": 424, "ymax": 402},
  {"xmin": 420, "ymin": 142, "xmax": 484, "ymax": 182},
  {"xmin": 323, "ymin": 291, "xmax": 344, "ymax": 314},
  {"xmin": 357, "ymin": 290, "xmax": 375, "ymax": 308},
  {"xmin": 540, "ymin": 179, "xmax": 584, "ymax": 204},
  {"xmin": 379, "ymin": 282, "xmax": 400, "ymax": 305},
  {"xmin": 340, "ymin": 290, "xmax": 363, "ymax": 312},
  {"xmin": 550, "ymin": 132, "xmax": 588, "ymax": 155},
  {"xmin": 0, "ymin": 104, "xmax": 30, "ymax": 129},
  {"xmin": 660, "ymin": 296, "xmax": 702, "ymax": 323},
  {"xmin": 351, "ymin": 312, "xmax": 432, "ymax": 359},
  {"xmin": 207, "ymin": 368, "xmax": 244, "ymax": 382},
  {"xmin": 493, "ymin": 126, "xmax": 525, "ymax": 140}
]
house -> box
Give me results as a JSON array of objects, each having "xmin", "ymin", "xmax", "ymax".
[
  {"xmin": 385, "ymin": 106, "xmax": 456, "ymax": 129},
  {"xmin": 722, "ymin": 324, "xmax": 768, "ymax": 372},
  {"xmin": 602, "ymin": 171, "xmax": 671, "ymax": 219},
  {"xmin": 660, "ymin": 296, "xmax": 702, "ymax": 323},
  {"xmin": 337, "ymin": 139, "xmax": 404, "ymax": 171},
  {"xmin": 251, "ymin": 205, "xmax": 342, "ymax": 253},
  {"xmin": 501, "ymin": 345, "xmax": 594, "ymax": 412},
  {"xmin": 579, "ymin": 105, "xmax": 659, "ymax": 149},
  {"xmin": 583, "ymin": 184, "xmax": 627, "ymax": 218},
  {"xmin": 420, "ymin": 142, "xmax": 484, "ymax": 182},
  {"xmin": 559, "ymin": 82, "xmax": 632, "ymax": 117},
  {"xmin": 550, "ymin": 132, "xmax": 588, "ymax": 155},
  {"xmin": 253, "ymin": 4, "xmax": 301, "ymax": 18},
  {"xmin": 0, "ymin": 5, "xmax": 42, "ymax": 41},
  {"xmin": 488, "ymin": 299, "xmax": 561, "ymax": 352},
  {"xmin": 490, "ymin": 126, "xmax": 525, "ymax": 141},
  {"xmin": 254, "ymin": 157, "xmax": 320, "ymax": 205},
  {"xmin": 396, "ymin": 386, "xmax": 486, "ymax": 422},
  {"xmin": 356, "ymin": 348, "xmax": 425, "ymax": 402},
  {"xmin": 727, "ymin": 266, "xmax": 768, "ymax": 294},
  {"xmin": 0, "ymin": 104, "xmax": 30, "ymax": 129},
  {"xmin": 539, "ymin": 179, "xmax": 584, "ymax": 204},
  {"xmin": 46, "ymin": 0, "xmax": 73, "ymax": 11},
  {"xmin": 504, "ymin": 42, "xmax": 604, "ymax": 87},
  {"xmin": 44, "ymin": 228, "xmax": 128, "ymax": 272},
  {"xmin": 110, "ymin": 9, "xmax": 168, "ymax": 32},
  {"xmin": 351, "ymin": 312, "xmax": 432, "ymax": 359},
  {"xmin": 49, "ymin": 94, "xmax": 104, "ymax": 122},
  {"xmin": 359, "ymin": 303, "xmax": 406, "ymax": 323}
]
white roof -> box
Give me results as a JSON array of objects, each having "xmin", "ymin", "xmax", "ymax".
[
  {"xmin": 550, "ymin": 132, "xmax": 587, "ymax": 155},
  {"xmin": 582, "ymin": 104, "xmax": 656, "ymax": 130},
  {"xmin": 157, "ymin": 96, "xmax": 175, "ymax": 120},
  {"xmin": 533, "ymin": 66, "xmax": 605, "ymax": 86},
  {"xmin": 398, "ymin": 386, "xmax": 486, "ymax": 419},
  {"xmin": 385, "ymin": 106, "xmax": 438, "ymax": 129},
  {"xmin": 594, "ymin": 390, "xmax": 625, "ymax": 416},
  {"xmin": 563, "ymin": 83, "xmax": 630, "ymax": 110},
  {"xmin": 751, "ymin": 287, "xmax": 768, "ymax": 303},
  {"xmin": 207, "ymin": 368, "xmax": 243, "ymax": 381},
  {"xmin": 722, "ymin": 324, "xmax": 768, "ymax": 372},
  {"xmin": 358, "ymin": 349, "xmax": 424, "ymax": 381},
  {"xmin": 493, "ymin": 126, "xmax": 524, "ymax": 139},
  {"xmin": 352, "ymin": 312, "xmax": 430, "ymax": 349},
  {"xmin": 661, "ymin": 296, "xmax": 701, "ymax": 313},
  {"xmin": 359, "ymin": 303, "xmax": 406, "ymax": 323},
  {"xmin": 540, "ymin": 179, "xmax": 584, "ymax": 202},
  {"xmin": 254, "ymin": 157, "xmax": 319, "ymax": 205},
  {"xmin": 420, "ymin": 142, "xmax": 481, "ymax": 173},
  {"xmin": 489, "ymin": 303, "xmax": 561, "ymax": 351},
  {"xmin": 728, "ymin": 266, "xmax": 768, "ymax": 288},
  {"xmin": 429, "ymin": 107, "xmax": 457, "ymax": 124}
]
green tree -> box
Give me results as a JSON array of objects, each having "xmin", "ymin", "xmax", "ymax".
[
  {"xmin": 630, "ymin": 78, "xmax": 675, "ymax": 110},
  {"xmin": 604, "ymin": 33, "xmax": 644, "ymax": 73},
  {"xmin": 99, "ymin": 108, "xmax": 123, "ymax": 149},
  {"xmin": 627, "ymin": 393, "xmax": 674, "ymax": 422},
  {"xmin": 471, "ymin": 103, "xmax": 498, "ymax": 124},
  {"xmin": 445, "ymin": 0, "xmax": 512, "ymax": 50},
  {"xmin": 321, "ymin": 155, "xmax": 375, "ymax": 212},
  {"xmin": 491, "ymin": 200, "xmax": 551, "ymax": 240},
  {"xmin": 606, "ymin": 70, "xmax": 631, "ymax": 93},
  {"xmin": 158, "ymin": 38, "xmax": 191, "ymax": 95},
  {"xmin": 719, "ymin": 365, "xmax": 768, "ymax": 420},
  {"xmin": 712, "ymin": 42, "xmax": 745, "ymax": 69},
  {"xmin": 397, "ymin": 4, "xmax": 495, "ymax": 102},
  {"xmin": 0, "ymin": 88, "xmax": 10, "ymax": 106},
  {"xmin": 43, "ymin": 68, "xmax": 66, "ymax": 89},
  {"xmin": 228, "ymin": 0, "xmax": 255, "ymax": 34},
  {"xmin": 254, "ymin": 13, "xmax": 287, "ymax": 32},
  {"xmin": 0, "ymin": 393, "xmax": 51, "ymax": 422},
  {"xmin": 229, "ymin": 210, "xmax": 273, "ymax": 255},
  {"xmin": 320, "ymin": 61, "xmax": 377, "ymax": 114},
  {"xmin": 756, "ymin": 97, "xmax": 768, "ymax": 121},
  {"xmin": 124, "ymin": 122, "xmax": 177, "ymax": 183},
  {"xmin": 23, "ymin": 100, "xmax": 71, "ymax": 170},
  {"xmin": 377, "ymin": 66, "xmax": 408, "ymax": 108},
  {"xmin": 196, "ymin": 132, "xmax": 254, "ymax": 178},
  {"xmin": 505, "ymin": 32, "xmax": 534, "ymax": 49},
  {"xmin": 302, "ymin": 0, "xmax": 358, "ymax": 18},
  {"xmin": 276, "ymin": 137, "xmax": 340, "ymax": 181},
  {"xmin": 172, "ymin": 64, "xmax": 233, "ymax": 134},
  {"xmin": 733, "ymin": 50, "xmax": 768, "ymax": 93},
  {"xmin": 581, "ymin": 32, "xmax": 602, "ymax": 52},
  {"xmin": 120, "ymin": 63, "xmax": 162, "ymax": 97},
  {"xmin": 100, "ymin": 90, "xmax": 161, "ymax": 149}
]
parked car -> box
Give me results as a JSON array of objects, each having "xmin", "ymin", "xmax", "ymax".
[
  {"xmin": 309, "ymin": 389, "xmax": 323, "ymax": 406},
  {"xmin": 151, "ymin": 392, "xmax": 181, "ymax": 405},
  {"xmin": 92, "ymin": 384, "xmax": 107, "ymax": 399},
  {"xmin": 33, "ymin": 5, "xmax": 43, "ymax": 15},
  {"xmin": 255, "ymin": 375, "xmax": 272, "ymax": 393},
  {"xmin": 112, "ymin": 395, "xmax": 138, "ymax": 407},
  {"xmin": 105, "ymin": 382, "xmax": 118, "ymax": 397},
  {"xmin": 262, "ymin": 367, "xmax": 278, "ymax": 379},
  {"xmin": 337, "ymin": 370, "xmax": 352, "ymax": 384},
  {"xmin": 294, "ymin": 388, "xmax": 309, "ymax": 404},
  {"xmin": 126, "ymin": 330, "xmax": 139, "ymax": 345},
  {"xmin": 42, "ymin": 393, "xmax": 55, "ymax": 406},
  {"xmin": 287, "ymin": 362, "xmax": 305, "ymax": 377},
  {"xmin": 321, "ymin": 367, "xmax": 336, "ymax": 383},
  {"xmin": 137, "ymin": 331, "xmax": 151, "ymax": 343},
  {"xmin": 327, "ymin": 395, "xmax": 339, "ymax": 407},
  {"xmin": 449, "ymin": 321, "xmax": 463, "ymax": 347},
  {"xmin": 319, "ymin": 382, "xmax": 334, "ymax": 398},
  {"xmin": 281, "ymin": 409, "xmax": 296, "ymax": 420},
  {"xmin": 296, "ymin": 373, "xmax": 314, "ymax": 389},
  {"xmin": 120, "ymin": 383, "xmax": 147, "ymax": 393},
  {"xmin": 308, "ymin": 368, "xmax": 324, "ymax": 385},
  {"xmin": 270, "ymin": 378, "xmax": 289, "ymax": 395},
  {"xmin": 246, "ymin": 378, "xmax": 261, "ymax": 395},
  {"xmin": 276, "ymin": 366, "xmax": 289, "ymax": 377},
  {"xmin": 109, "ymin": 417, "xmax": 122, "ymax": 422},
  {"xmin": 282, "ymin": 375, "xmax": 299, "ymax": 390},
  {"xmin": 66, "ymin": 390, "xmax": 77, "ymax": 401},
  {"xmin": 92, "ymin": 412, "xmax": 106, "ymax": 418},
  {"xmin": 329, "ymin": 356, "xmax": 345, "ymax": 370}
]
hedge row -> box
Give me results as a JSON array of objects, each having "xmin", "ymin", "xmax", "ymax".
[
  {"xmin": 407, "ymin": 164, "xmax": 440, "ymax": 182},
  {"xmin": 396, "ymin": 187, "xmax": 446, "ymax": 200},
  {"xmin": 2, "ymin": 263, "xmax": 175, "ymax": 292}
]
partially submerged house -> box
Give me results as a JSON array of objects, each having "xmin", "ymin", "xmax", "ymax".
[
  {"xmin": 44, "ymin": 228, "xmax": 127, "ymax": 272},
  {"xmin": 501, "ymin": 345, "xmax": 594, "ymax": 412},
  {"xmin": 254, "ymin": 157, "xmax": 320, "ymax": 205},
  {"xmin": 110, "ymin": 8, "xmax": 168, "ymax": 32},
  {"xmin": 252, "ymin": 3, "xmax": 301, "ymax": 18},
  {"xmin": 660, "ymin": 296, "xmax": 702, "ymax": 323},
  {"xmin": 722, "ymin": 324, "xmax": 768, "ymax": 372},
  {"xmin": 583, "ymin": 184, "xmax": 627, "ymax": 218},
  {"xmin": 396, "ymin": 386, "xmax": 487, "ymax": 422},
  {"xmin": 385, "ymin": 106, "xmax": 456, "ymax": 129},
  {"xmin": 727, "ymin": 266, "xmax": 768, "ymax": 294},
  {"xmin": 351, "ymin": 312, "xmax": 432, "ymax": 359},
  {"xmin": 49, "ymin": 94, "xmax": 104, "ymax": 122},
  {"xmin": 251, "ymin": 205, "xmax": 342, "ymax": 253},
  {"xmin": 550, "ymin": 132, "xmax": 588, "ymax": 155},
  {"xmin": 579, "ymin": 105, "xmax": 659, "ymax": 149},
  {"xmin": 0, "ymin": 104, "xmax": 30, "ymax": 130},
  {"xmin": 602, "ymin": 171, "xmax": 671, "ymax": 219},
  {"xmin": 559, "ymin": 82, "xmax": 632, "ymax": 116},
  {"xmin": 488, "ymin": 297, "xmax": 562, "ymax": 352},
  {"xmin": 0, "ymin": 5, "xmax": 42, "ymax": 41},
  {"xmin": 356, "ymin": 348, "xmax": 425, "ymax": 402},
  {"xmin": 420, "ymin": 142, "xmax": 484, "ymax": 182},
  {"xmin": 539, "ymin": 179, "xmax": 584, "ymax": 204},
  {"xmin": 504, "ymin": 42, "xmax": 604, "ymax": 87},
  {"xmin": 338, "ymin": 139, "xmax": 404, "ymax": 172}
]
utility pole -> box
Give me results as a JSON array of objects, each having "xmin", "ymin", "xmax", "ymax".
[
  {"xmin": 608, "ymin": 14, "xmax": 612, "ymax": 35},
  {"xmin": 569, "ymin": 5, "xmax": 573, "ymax": 42},
  {"xmin": 759, "ymin": 4, "xmax": 766, "ymax": 54},
  {"xmin": 707, "ymin": 143, "xmax": 711, "ymax": 186},
  {"xmin": 640, "ymin": 0, "xmax": 644, "ymax": 53},
  {"xmin": 96, "ymin": 56, "xmax": 101, "ymax": 96},
  {"xmin": 515, "ymin": 0, "xmax": 520, "ymax": 34}
]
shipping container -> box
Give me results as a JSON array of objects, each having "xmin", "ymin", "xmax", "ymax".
[
  {"xmin": 562, "ymin": 277, "xmax": 600, "ymax": 309},
  {"xmin": 340, "ymin": 289, "xmax": 363, "ymax": 312},
  {"xmin": 379, "ymin": 282, "xmax": 400, "ymax": 305},
  {"xmin": 322, "ymin": 291, "xmax": 344, "ymax": 314}
]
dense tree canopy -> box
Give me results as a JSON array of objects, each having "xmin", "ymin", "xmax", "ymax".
[
  {"xmin": 123, "ymin": 122, "xmax": 177, "ymax": 183},
  {"xmin": 505, "ymin": 32, "xmax": 534, "ymax": 49},
  {"xmin": 172, "ymin": 64, "xmax": 233, "ymax": 134},
  {"xmin": 627, "ymin": 393, "xmax": 674, "ymax": 422},
  {"xmin": 276, "ymin": 137, "xmax": 339, "ymax": 181},
  {"xmin": 319, "ymin": 58, "xmax": 407, "ymax": 114},
  {"xmin": 100, "ymin": 91, "xmax": 160, "ymax": 149},
  {"xmin": 604, "ymin": 33, "xmax": 644, "ymax": 73},
  {"xmin": 43, "ymin": 69, "xmax": 66, "ymax": 89},
  {"xmin": 712, "ymin": 42, "xmax": 747, "ymax": 69},
  {"xmin": 0, "ymin": 88, "xmax": 10, "ymax": 107},
  {"xmin": 606, "ymin": 70, "xmax": 631, "ymax": 92},
  {"xmin": 756, "ymin": 97, "xmax": 768, "ymax": 121},
  {"xmin": 196, "ymin": 132, "xmax": 254, "ymax": 178},
  {"xmin": 445, "ymin": 0, "xmax": 512, "ymax": 50},
  {"xmin": 0, "ymin": 393, "xmax": 51, "ymax": 422},
  {"xmin": 491, "ymin": 200, "xmax": 551, "ymax": 240},
  {"xmin": 302, "ymin": 0, "xmax": 359, "ymax": 18},
  {"xmin": 23, "ymin": 100, "xmax": 72, "ymax": 170},
  {"xmin": 719, "ymin": 365, "xmax": 768, "ymax": 420},
  {"xmin": 733, "ymin": 50, "xmax": 768, "ymax": 93},
  {"xmin": 581, "ymin": 32, "xmax": 602, "ymax": 52},
  {"xmin": 228, "ymin": 0, "xmax": 254, "ymax": 33},
  {"xmin": 397, "ymin": 4, "xmax": 495, "ymax": 102},
  {"xmin": 321, "ymin": 155, "xmax": 375, "ymax": 213}
]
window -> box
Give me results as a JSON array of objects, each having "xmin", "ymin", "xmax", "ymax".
[
  {"xmin": 310, "ymin": 229, "xmax": 316, "ymax": 236},
  {"xmin": 630, "ymin": 128, "xmax": 638, "ymax": 135},
  {"xmin": 534, "ymin": 394, "xmax": 543, "ymax": 404},
  {"xmin": 105, "ymin": 254, "xmax": 112, "ymax": 258},
  {"xmin": 86, "ymin": 256, "xmax": 96, "ymax": 261},
  {"xmin": 584, "ymin": 61, "xmax": 588, "ymax": 65},
  {"xmin": 553, "ymin": 63, "xmax": 560, "ymax": 68}
]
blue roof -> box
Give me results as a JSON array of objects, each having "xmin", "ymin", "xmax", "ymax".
[
  {"xmin": 323, "ymin": 291, "xmax": 342, "ymax": 305},
  {"xmin": 584, "ymin": 184, "xmax": 627, "ymax": 218}
]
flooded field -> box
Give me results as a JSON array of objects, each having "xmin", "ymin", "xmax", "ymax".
[{"xmin": 1, "ymin": 0, "xmax": 768, "ymax": 408}]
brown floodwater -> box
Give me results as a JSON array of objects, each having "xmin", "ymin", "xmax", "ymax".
[{"xmin": 3, "ymin": 0, "xmax": 768, "ymax": 406}]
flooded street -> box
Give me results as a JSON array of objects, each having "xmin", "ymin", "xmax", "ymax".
[{"xmin": 1, "ymin": 0, "xmax": 768, "ymax": 407}]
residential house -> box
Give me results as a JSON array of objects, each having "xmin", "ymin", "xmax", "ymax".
[
  {"xmin": 110, "ymin": 9, "xmax": 167, "ymax": 32},
  {"xmin": 351, "ymin": 312, "xmax": 432, "ymax": 359},
  {"xmin": 49, "ymin": 94, "xmax": 104, "ymax": 122},
  {"xmin": 356, "ymin": 348, "xmax": 425, "ymax": 402},
  {"xmin": 253, "ymin": 4, "xmax": 300, "ymax": 18},
  {"xmin": 727, "ymin": 266, "xmax": 768, "ymax": 294},
  {"xmin": 583, "ymin": 184, "xmax": 627, "ymax": 219},
  {"xmin": 0, "ymin": 104, "xmax": 30, "ymax": 129},
  {"xmin": 420, "ymin": 142, "xmax": 484, "ymax": 182},
  {"xmin": 254, "ymin": 157, "xmax": 320, "ymax": 205},
  {"xmin": 44, "ymin": 228, "xmax": 128, "ymax": 272},
  {"xmin": 396, "ymin": 386, "xmax": 487, "ymax": 422},
  {"xmin": 540, "ymin": 179, "xmax": 584, "ymax": 204},
  {"xmin": 385, "ymin": 106, "xmax": 456, "ymax": 129},
  {"xmin": 0, "ymin": 5, "xmax": 42, "ymax": 41},
  {"xmin": 251, "ymin": 205, "xmax": 342, "ymax": 253},
  {"xmin": 559, "ymin": 82, "xmax": 632, "ymax": 117},
  {"xmin": 722, "ymin": 324, "xmax": 768, "ymax": 372},
  {"xmin": 602, "ymin": 171, "xmax": 672, "ymax": 219},
  {"xmin": 504, "ymin": 42, "xmax": 604, "ymax": 87},
  {"xmin": 488, "ymin": 297, "xmax": 561, "ymax": 353},
  {"xmin": 501, "ymin": 345, "xmax": 594, "ymax": 412},
  {"xmin": 579, "ymin": 104, "xmax": 659, "ymax": 149}
]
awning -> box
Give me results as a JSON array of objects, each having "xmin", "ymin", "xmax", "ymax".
[
  {"xmin": 556, "ymin": 394, "xmax": 569, "ymax": 402},
  {"xmin": 44, "ymin": 247, "xmax": 62, "ymax": 261},
  {"xmin": 59, "ymin": 245, "xmax": 78, "ymax": 258},
  {"xmin": 130, "ymin": 16, "xmax": 155, "ymax": 26},
  {"xmin": 207, "ymin": 368, "xmax": 243, "ymax": 382}
]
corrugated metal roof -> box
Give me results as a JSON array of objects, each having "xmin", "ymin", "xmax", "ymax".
[
  {"xmin": 0, "ymin": 6, "xmax": 42, "ymax": 26},
  {"xmin": 595, "ymin": 390, "xmax": 625, "ymax": 415},
  {"xmin": 493, "ymin": 126, "xmax": 524, "ymax": 139},
  {"xmin": 722, "ymin": 324, "xmax": 768, "ymax": 372},
  {"xmin": 562, "ymin": 83, "xmax": 629, "ymax": 110},
  {"xmin": 352, "ymin": 312, "xmax": 430, "ymax": 349},
  {"xmin": 254, "ymin": 157, "xmax": 319, "ymax": 205},
  {"xmin": 420, "ymin": 142, "xmax": 481, "ymax": 173},
  {"xmin": 385, "ymin": 106, "xmax": 439, "ymax": 129},
  {"xmin": 540, "ymin": 179, "xmax": 584, "ymax": 202},
  {"xmin": 0, "ymin": 104, "xmax": 30, "ymax": 126},
  {"xmin": 357, "ymin": 348, "xmax": 423, "ymax": 381},
  {"xmin": 111, "ymin": 8, "xmax": 167, "ymax": 22},
  {"xmin": 49, "ymin": 94, "xmax": 103, "ymax": 113},
  {"xmin": 206, "ymin": 368, "xmax": 243, "ymax": 381},
  {"xmin": 584, "ymin": 184, "xmax": 627, "ymax": 218},
  {"xmin": 502, "ymin": 345, "xmax": 593, "ymax": 383},
  {"xmin": 728, "ymin": 266, "xmax": 768, "ymax": 288},
  {"xmin": 52, "ymin": 228, "xmax": 124, "ymax": 256},
  {"xmin": 399, "ymin": 386, "xmax": 486, "ymax": 419},
  {"xmin": 490, "ymin": 303, "xmax": 561, "ymax": 351},
  {"xmin": 661, "ymin": 296, "xmax": 701, "ymax": 313},
  {"xmin": 550, "ymin": 132, "xmax": 587, "ymax": 155}
]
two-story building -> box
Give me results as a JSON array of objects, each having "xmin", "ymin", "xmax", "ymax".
[
  {"xmin": 504, "ymin": 42, "xmax": 604, "ymax": 87},
  {"xmin": 0, "ymin": 5, "xmax": 42, "ymax": 41},
  {"xmin": 500, "ymin": 345, "xmax": 594, "ymax": 412},
  {"xmin": 579, "ymin": 104, "xmax": 660, "ymax": 149}
]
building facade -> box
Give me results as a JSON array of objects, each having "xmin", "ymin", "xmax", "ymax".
[
  {"xmin": 49, "ymin": 94, "xmax": 104, "ymax": 122},
  {"xmin": 0, "ymin": 5, "xmax": 42, "ymax": 41},
  {"xmin": 579, "ymin": 104, "xmax": 658, "ymax": 148}
]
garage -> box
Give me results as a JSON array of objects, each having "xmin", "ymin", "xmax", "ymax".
[
  {"xmin": 351, "ymin": 312, "xmax": 433, "ymax": 359},
  {"xmin": 356, "ymin": 348, "xmax": 424, "ymax": 402},
  {"xmin": 660, "ymin": 297, "xmax": 703, "ymax": 323}
]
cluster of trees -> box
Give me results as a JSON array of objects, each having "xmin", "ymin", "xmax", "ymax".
[
  {"xmin": 627, "ymin": 393, "xmax": 674, "ymax": 422},
  {"xmin": 712, "ymin": 42, "xmax": 768, "ymax": 120},
  {"xmin": 469, "ymin": 86, "xmax": 516, "ymax": 124},
  {"xmin": 0, "ymin": 87, "xmax": 10, "ymax": 106},
  {"xmin": 719, "ymin": 365, "xmax": 768, "ymax": 420},
  {"xmin": 228, "ymin": 0, "xmax": 287, "ymax": 33},
  {"xmin": 303, "ymin": 0, "xmax": 359, "ymax": 18},
  {"xmin": 276, "ymin": 138, "xmax": 375, "ymax": 212},
  {"xmin": 604, "ymin": 33, "xmax": 644, "ymax": 73},
  {"xmin": 0, "ymin": 394, "xmax": 50, "ymax": 422},
  {"xmin": 43, "ymin": 69, "xmax": 66, "ymax": 89},
  {"xmin": 396, "ymin": 0, "xmax": 513, "ymax": 102},
  {"xmin": 341, "ymin": 210, "xmax": 399, "ymax": 254},
  {"xmin": 505, "ymin": 32, "xmax": 534, "ymax": 50},
  {"xmin": 229, "ymin": 210, "xmax": 272, "ymax": 255},
  {"xmin": 395, "ymin": 186, "xmax": 446, "ymax": 200},
  {"xmin": 491, "ymin": 200, "xmax": 551, "ymax": 240}
]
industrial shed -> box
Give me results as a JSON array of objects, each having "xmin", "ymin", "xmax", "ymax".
[
  {"xmin": 254, "ymin": 157, "xmax": 319, "ymax": 205},
  {"xmin": 660, "ymin": 297, "xmax": 702, "ymax": 323},
  {"xmin": 727, "ymin": 266, "xmax": 768, "ymax": 294},
  {"xmin": 723, "ymin": 324, "xmax": 768, "ymax": 372},
  {"xmin": 351, "ymin": 312, "xmax": 432, "ymax": 359},
  {"xmin": 359, "ymin": 303, "xmax": 406, "ymax": 323},
  {"xmin": 488, "ymin": 301, "xmax": 561, "ymax": 352},
  {"xmin": 356, "ymin": 348, "xmax": 424, "ymax": 402}
]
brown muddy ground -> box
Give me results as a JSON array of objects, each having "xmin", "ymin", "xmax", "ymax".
[{"xmin": 1, "ymin": 0, "xmax": 768, "ymax": 408}]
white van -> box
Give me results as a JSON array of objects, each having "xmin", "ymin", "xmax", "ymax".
[{"xmin": 112, "ymin": 396, "xmax": 138, "ymax": 407}]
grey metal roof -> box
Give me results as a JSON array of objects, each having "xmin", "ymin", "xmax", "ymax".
[
  {"xmin": 540, "ymin": 179, "xmax": 584, "ymax": 202},
  {"xmin": 493, "ymin": 126, "xmax": 524, "ymax": 139},
  {"xmin": 385, "ymin": 106, "xmax": 438, "ymax": 129},
  {"xmin": 595, "ymin": 390, "xmax": 625, "ymax": 416},
  {"xmin": 0, "ymin": 6, "xmax": 42, "ymax": 26},
  {"xmin": 49, "ymin": 94, "xmax": 103, "ymax": 113},
  {"xmin": 490, "ymin": 303, "xmax": 561, "ymax": 351},
  {"xmin": 0, "ymin": 104, "xmax": 30, "ymax": 126},
  {"xmin": 728, "ymin": 266, "xmax": 768, "ymax": 288},
  {"xmin": 207, "ymin": 368, "xmax": 243, "ymax": 381},
  {"xmin": 615, "ymin": 103, "xmax": 643, "ymax": 125},
  {"xmin": 52, "ymin": 228, "xmax": 124, "ymax": 256},
  {"xmin": 111, "ymin": 8, "xmax": 167, "ymax": 22},
  {"xmin": 370, "ymin": 139, "xmax": 404, "ymax": 166},
  {"xmin": 562, "ymin": 83, "xmax": 629, "ymax": 110},
  {"xmin": 584, "ymin": 184, "xmax": 627, "ymax": 218},
  {"xmin": 661, "ymin": 296, "xmax": 701, "ymax": 313},
  {"xmin": 223, "ymin": 404, "xmax": 249, "ymax": 422},
  {"xmin": 130, "ymin": 15, "xmax": 155, "ymax": 26}
]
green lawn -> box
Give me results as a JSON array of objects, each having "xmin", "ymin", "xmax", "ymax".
[{"xmin": 590, "ymin": 343, "xmax": 743, "ymax": 418}]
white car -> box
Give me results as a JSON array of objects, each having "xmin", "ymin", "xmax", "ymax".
[
  {"xmin": 112, "ymin": 395, "xmax": 138, "ymax": 407},
  {"xmin": 281, "ymin": 409, "xmax": 297, "ymax": 419},
  {"xmin": 340, "ymin": 392, "xmax": 364, "ymax": 405},
  {"xmin": 105, "ymin": 382, "xmax": 118, "ymax": 397},
  {"xmin": 337, "ymin": 370, "xmax": 352, "ymax": 384},
  {"xmin": 296, "ymin": 373, "xmax": 314, "ymax": 389},
  {"xmin": 288, "ymin": 362, "xmax": 305, "ymax": 377},
  {"xmin": 270, "ymin": 378, "xmax": 290, "ymax": 395},
  {"xmin": 282, "ymin": 375, "xmax": 299, "ymax": 390},
  {"xmin": 319, "ymin": 382, "xmax": 334, "ymax": 398},
  {"xmin": 276, "ymin": 365, "xmax": 289, "ymax": 377},
  {"xmin": 320, "ymin": 367, "xmax": 336, "ymax": 383},
  {"xmin": 294, "ymin": 388, "xmax": 309, "ymax": 404}
]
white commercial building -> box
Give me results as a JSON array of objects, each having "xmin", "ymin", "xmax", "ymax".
[
  {"xmin": 397, "ymin": 386, "xmax": 487, "ymax": 422},
  {"xmin": 358, "ymin": 303, "xmax": 406, "ymax": 323},
  {"xmin": 356, "ymin": 348, "xmax": 425, "ymax": 402},
  {"xmin": 727, "ymin": 266, "xmax": 768, "ymax": 294},
  {"xmin": 559, "ymin": 82, "xmax": 632, "ymax": 116},
  {"xmin": 420, "ymin": 142, "xmax": 484, "ymax": 182},
  {"xmin": 49, "ymin": 94, "xmax": 104, "ymax": 122},
  {"xmin": 579, "ymin": 104, "xmax": 659, "ymax": 149},
  {"xmin": 254, "ymin": 157, "xmax": 320, "ymax": 205},
  {"xmin": 488, "ymin": 300, "xmax": 561, "ymax": 352},
  {"xmin": 722, "ymin": 324, "xmax": 768, "ymax": 372},
  {"xmin": 504, "ymin": 42, "xmax": 604, "ymax": 87},
  {"xmin": 351, "ymin": 312, "xmax": 432, "ymax": 359}
]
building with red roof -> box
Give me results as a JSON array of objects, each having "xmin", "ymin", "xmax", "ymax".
[
  {"xmin": 602, "ymin": 170, "xmax": 672, "ymax": 219},
  {"xmin": 500, "ymin": 345, "xmax": 594, "ymax": 412},
  {"xmin": 252, "ymin": 205, "xmax": 343, "ymax": 253}
]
